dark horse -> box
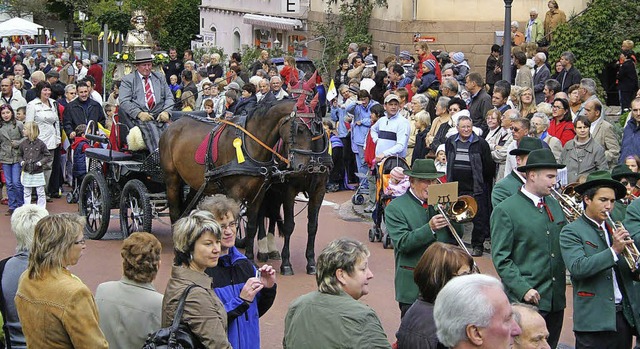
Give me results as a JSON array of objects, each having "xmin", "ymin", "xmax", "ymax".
[{"xmin": 159, "ymin": 101, "xmax": 316, "ymax": 261}]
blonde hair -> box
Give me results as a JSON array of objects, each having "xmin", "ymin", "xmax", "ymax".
[
  {"xmin": 27, "ymin": 213, "xmax": 84, "ymax": 279},
  {"xmin": 23, "ymin": 121, "xmax": 40, "ymax": 141},
  {"xmin": 172, "ymin": 210, "xmax": 221, "ymax": 266},
  {"xmin": 316, "ymin": 238, "xmax": 369, "ymax": 295},
  {"xmin": 181, "ymin": 90, "xmax": 196, "ymax": 110},
  {"xmin": 11, "ymin": 204, "xmax": 48, "ymax": 252}
]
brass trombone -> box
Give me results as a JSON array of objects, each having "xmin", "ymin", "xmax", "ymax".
[
  {"xmin": 550, "ymin": 182, "xmax": 583, "ymax": 222},
  {"xmin": 435, "ymin": 195, "xmax": 480, "ymax": 273},
  {"xmin": 605, "ymin": 212, "xmax": 640, "ymax": 275}
]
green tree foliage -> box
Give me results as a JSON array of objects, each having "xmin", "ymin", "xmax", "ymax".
[
  {"xmin": 548, "ymin": 0, "xmax": 640, "ymax": 80},
  {"xmin": 314, "ymin": 0, "xmax": 387, "ymax": 75},
  {"xmin": 157, "ymin": 0, "xmax": 199, "ymax": 53}
]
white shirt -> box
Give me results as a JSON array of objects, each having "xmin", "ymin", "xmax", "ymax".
[{"xmin": 584, "ymin": 214, "xmax": 623, "ymax": 303}]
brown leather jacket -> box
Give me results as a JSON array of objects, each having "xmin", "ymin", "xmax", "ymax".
[
  {"xmin": 162, "ymin": 266, "xmax": 231, "ymax": 348},
  {"xmin": 14, "ymin": 268, "xmax": 108, "ymax": 349}
]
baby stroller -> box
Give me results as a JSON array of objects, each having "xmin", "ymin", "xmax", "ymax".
[
  {"xmin": 350, "ymin": 172, "xmax": 369, "ymax": 205},
  {"xmin": 368, "ymin": 156, "xmax": 411, "ymax": 249}
]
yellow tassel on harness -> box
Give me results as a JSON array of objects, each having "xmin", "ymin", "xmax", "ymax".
[{"xmin": 233, "ymin": 138, "xmax": 245, "ymax": 163}]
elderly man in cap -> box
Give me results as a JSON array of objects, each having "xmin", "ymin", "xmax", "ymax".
[
  {"xmin": 491, "ymin": 148, "xmax": 567, "ymax": 348},
  {"xmin": 492, "ymin": 136, "xmax": 544, "ymax": 207},
  {"xmin": 561, "ymin": 170, "xmax": 640, "ymax": 348},
  {"xmin": 119, "ymin": 49, "xmax": 174, "ymax": 152},
  {"xmin": 385, "ymin": 159, "xmax": 463, "ymax": 318}
]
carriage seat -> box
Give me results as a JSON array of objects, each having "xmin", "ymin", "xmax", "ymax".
[{"xmin": 85, "ymin": 147, "xmax": 133, "ymax": 162}]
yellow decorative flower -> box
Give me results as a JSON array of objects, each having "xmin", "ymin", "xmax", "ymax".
[
  {"xmin": 114, "ymin": 51, "xmax": 119, "ymax": 55},
  {"xmin": 122, "ymin": 54, "xmax": 129, "ymax": 60}
]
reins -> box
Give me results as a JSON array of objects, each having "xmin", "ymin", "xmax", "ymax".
[{"xmin": 216, "ymin": 118, "xmax": 290, "ymax": 165}]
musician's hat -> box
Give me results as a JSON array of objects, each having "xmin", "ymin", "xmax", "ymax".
[
  {"xmin": 509, "ymin": 136, "xmax": 544, "ymax": 156},
  {"xmin": 403, "ymin": 159, "xmax": 444, "ymax": 180},
  {"xmin": 516, "ymin": 148, "xmax": 565, "ymax": 172},
  {"xmin": 575, "ymin": 170, "xmax": 627, "ymax": 200}
]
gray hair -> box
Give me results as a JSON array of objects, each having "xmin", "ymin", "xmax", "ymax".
[
  {"xmin": 362, "ymin": 67, "xmax": 374, "ymax": 79},
  {"xmin": 270, "ymin": 75, "xmax": 282, "ymax": 83},
  {"xmin": 536, "ymin": 102, "xmax": 553, "ymax": 116},
  {"xmin": 434, "ymin": 274, "xmax": 504, "ymax": 347},
  {"xmin": 531, "ymin": 112, "xmax": 550, "ymax": 128},
  {"xmin": 561, "ymin": 51, "xmax": 576, "ymax": 64},
  {"xmin": 580, "ymin": 78, "xmax": 597, "ymax": 95},
  {"xmin": 90, "ymin": 55, "xmax": 98, "ymax": 64},
  {"xmin": 535, "ymin": 52, "xmax": 546, "ymax": 62},
  {"xmin": 437, "ymin": 96, "xmax": 451, "ymax": 109},
  {"xmin": 412, "ymin": 94, "xmax": 429, "ymax": 110},
  {"xmin": 530, "ymin": 8, "xmax": 538, "ymax": 14},
  {"xmin": 348, "ymin": 43, "xmax": 358, "ymax": 51},
  {"xmin": 11, "ymin": 204, "xmax": 48, "ymax": 252},
  {"xmin": 512, "ymin": 303, "xmax": 539, "ymax": 329},
  {"xmin": 64, "ymin": 84, "xmax": 77, "ymax": 93},
  {"xmin": 316, "ymin": 238, "xmax": 370, "ymax": 295},
  {"xmin": 503, "ymin": 108, "xmax": 520, "ymax": 121},
  {"xmin": 442, "ymin": 77, "xmax": 459, "ymax": 93}
]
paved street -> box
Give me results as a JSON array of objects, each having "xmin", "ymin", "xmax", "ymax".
[{"xmin": 0, "ymin": 188, "xmax": 578, "ymax": 348}]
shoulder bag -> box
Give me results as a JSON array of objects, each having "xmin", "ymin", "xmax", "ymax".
[{"xmin": 142, "ymin": 284, "xmax": 205, "ymax": 349}]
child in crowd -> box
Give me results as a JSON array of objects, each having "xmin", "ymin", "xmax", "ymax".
[
  {"xmin": 410, "ymin": 110, "xmax": 431, "ymax": 166},
  {"xmin": 0, "ymin": 104, "xmax": 25, "ymax": 215},
  {"xmin": 71, "ymin": 124, "xmax": 90, "ymax": 187},
  {"xmin": 364, "ymin": 104, "xmax": 384, "ymax": 213},
  {"xmin": 204, "ymin": 99, "xmax": 216, "ymax": 119},
  {"xmin": 103, "ymin": 103, "xmax": 116, "ymax": 135},
  {"xmin": 434, "ymin": 144, "xmax": 447, "ymax": 180},
  {"xmin": 323, "ymin": 120, "xmax": 345, "ymax": 192},
  {"xmin": 384, "ymin": 166, "xmax": 410, "ymax": 197},
  {"xmin": 169, "ymin": 74, "xmax": 182, "ymax": 101},
  {"xmin": 417, "ymin": 59, "xmax": 440, "ymax": 99},
  {"xmin": 395, "ymin": 87, "xmax": 411, "ymax": 119},
  {"xmin": 18, "ymin": 122, "xmax": 51, "ymax": 208},
  {"xmin": 15, "ymin": 106, "xmax": 26, "ymax": 122}
]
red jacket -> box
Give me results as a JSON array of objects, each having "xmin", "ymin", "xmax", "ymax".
[
  {"xmin": 548, "ymin": 119, "xmax": 575, "ymax": 146},
  {"xmin": 87, "ymin": 64, "xmax": 103, "ymax": 96},
  {"xmin": 417, "ymin": 52, "xmax": 442, "ymax": 82},
  {"xmin": 364, "ymin": 125, "xmax": 377, "ymax": 168},
  {"xmin": 280, "ymin": 65, "xmax": 299, "ymax": 88}
]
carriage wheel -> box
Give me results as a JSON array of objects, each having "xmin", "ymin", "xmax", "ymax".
[
  {"xmin": 79, "ymin": 171, "xmax": 111, "ymax": 240},
  {"xmin": 119, "ymin": 179, "xmax": 152, "ymax": 238}
]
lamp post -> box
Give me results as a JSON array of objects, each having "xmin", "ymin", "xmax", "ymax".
[{"xmin": 502, "ymin": 0, "xmax": 513, "ymax": 81}]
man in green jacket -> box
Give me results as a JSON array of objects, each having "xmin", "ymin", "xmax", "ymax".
[
  {"xmin": 491, "ymin": 148, "xmax": 567, "ymax": 348},
  {"xmin": 491, "ymin": 136, "xmax": 544, "ymax": 208},
  {"xmin": 560, "ymin": 170, "xmax": 640, "ymax": 348},
  {"xmin": 385, "ymin": 159, "xmax": 462, "ymax": 318},
  {"xmin": 526, "ymin": 8, "xmax": 545, "ymax": 44},
  {"xmin": 611, "ymin": 164, "xmax": 640, "ymax": 221}
]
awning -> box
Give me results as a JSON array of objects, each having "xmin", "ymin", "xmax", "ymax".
[{"xmin": 242, "ymin": 14, "xmax": 302, "ymax": 31}]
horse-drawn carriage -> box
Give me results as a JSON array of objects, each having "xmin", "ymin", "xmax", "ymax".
[{"xmin": 77, "ymin": 92, "xmax": 332, "ymax": 274}]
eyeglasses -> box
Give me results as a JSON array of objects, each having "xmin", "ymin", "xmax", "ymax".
[
  {"xmin": 220, "ymin": 221, "xmax": 238, "ymax": 231},
  {"xmin": 510, "ymin": 127, "xmax": 520, "ymax": 132},
  {"xmin": 552, "ymin": 105, "xmax": 564, "ymax": 110},
  {"xmin": 74, "ymin": 239, "xmax": 86, "ymax": 245}
]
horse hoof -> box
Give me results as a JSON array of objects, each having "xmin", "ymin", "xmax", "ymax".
[
  {"xmin": 268, "ymin": 251, "xmax": 281, "ymax": 260},
  {"xmin": 281, "ymin": 265, "xmax": 294, "ymax": 276},
  {"xmin": 306, "ymin": 265, "xmax": 316, "ymax": 275},
  {"xmin": 257, "ymin": 252, "xmax": 269, "ymax": 263}
]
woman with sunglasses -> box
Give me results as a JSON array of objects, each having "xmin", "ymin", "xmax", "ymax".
[
  {"xmin": 547, "ymin": 97, "xmax": 575, "ymax": 146},
  {"xmin": 396, "ymin": 242, "xmax": 474, "ymax": 349}
]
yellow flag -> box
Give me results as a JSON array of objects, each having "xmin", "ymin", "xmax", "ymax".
[
  {"xmin": 114, "ymin": 32, "xmax": 120, "ymax": 44},
  {"xmin": 326, "ymin": 78, "xmax": 337, "ymax": 102},
  {"xmin": 98, "ymin": 31, "xmax": 104, "ymax": 41}
]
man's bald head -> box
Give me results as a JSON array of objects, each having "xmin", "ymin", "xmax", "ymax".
[{"xmin": 513, "ymin": 304, "xmax": 550, "ymax": 349}]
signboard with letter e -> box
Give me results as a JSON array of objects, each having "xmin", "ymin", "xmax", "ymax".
[
  {"xmin": 282, "ymin": 0, "xmax": 300, "ymax": 14},
  {"xmin": 427, "ymin": 182, "xmax": 458, "ymax": 206}
]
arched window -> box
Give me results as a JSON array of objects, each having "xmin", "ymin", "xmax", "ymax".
[
  {"xmin": 233, "ymin": 30, "xmax": 241, "ymax": 52},
  {"xmin": 210, "ymin": 26, "xmax": 217, "ymax": 46}
]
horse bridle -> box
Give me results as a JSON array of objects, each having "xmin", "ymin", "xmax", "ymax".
[{"xmin": 279, "ymin": 111, "xmax": 331, "ymax": 173}]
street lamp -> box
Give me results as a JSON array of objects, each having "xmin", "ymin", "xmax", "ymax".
[{"xmin": 502, "ymin": 0, "xmax": 513, "ymax": 81}]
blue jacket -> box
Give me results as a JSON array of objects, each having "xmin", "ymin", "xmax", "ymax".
[
  {"xmin": 207, "ymin": 247, "xmax": 277, "ymax": 349},
  {"xmin": 330, "ymin": 106, "xmax": 350, "ymax": 138},
  {"xmin": 347, "ymin": 100, "xmax": 378, "ymax": 147},
  {"xmin": 619, "ymin": 118, "xmax": 640, "ymax": 163}
]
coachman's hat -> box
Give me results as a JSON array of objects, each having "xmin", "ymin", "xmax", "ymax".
[
  {"xmin": 575, "ymin": 170, "xmax": 627, "ymax": 200},
  {"xmin": 132, "ymin": 49, "xmax": 154, "ymax": 64},
  {"xmin": 516, "ymin": 148, "xmax": 565, "ymax": 172},
  {"xmin": 403, "ymin": 159, "xmax": 444, "ymax": 180},
  {"xmin": 509, "ymin": 137, "xmax": 544, "ymax": 156}
]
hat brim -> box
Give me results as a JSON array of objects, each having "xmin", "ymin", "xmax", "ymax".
[
  {"xmin": 133, "ymin": 58, "xmax": 153, "ymax": 64},
  {"xmin": 575, "ymin": 179, "xmax": 627, "ymax": 200},
  {"xmin": 510, "ymin": 148, "xmax": 535, "ymax": 156},
  {"xmin": 612, "ymin": 172, "xmax": 640, "ymax": 181},
  {"xmin": 403, "ymin": 170, "xmax": 444, "ymax": 180},
  {"xmin": 516, "ymin": 163, "xmax": 566, "ymax": 172}
]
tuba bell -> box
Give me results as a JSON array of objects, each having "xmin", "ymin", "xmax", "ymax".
[
  {"xmin": 550, "ymin": 182, "xmax": 583, "ymax": 222},
  {"xmin": 447, "ymin": 195, "xmax": 478, "ymax": 223}
]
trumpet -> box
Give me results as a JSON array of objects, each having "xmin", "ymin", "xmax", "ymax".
[
  {"xmin": 436, "ymin": 195, "xmax": 480, "ymax": 273},
  {"xmin": 605, "ymin": 212, "xmax": 640, "ymax": 274},
  {"xmin": 550, "ymin": 182, "xmax": 583, "ymax": 222}
]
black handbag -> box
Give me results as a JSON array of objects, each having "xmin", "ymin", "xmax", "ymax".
[{"xmin": 142, "ymin": 284, "xmax": 205, "ymax": 349}]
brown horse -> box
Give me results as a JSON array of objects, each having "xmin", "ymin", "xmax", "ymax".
[{"xmin": 159, "ymin": 101, "xmax": 314, "ymax": 260}]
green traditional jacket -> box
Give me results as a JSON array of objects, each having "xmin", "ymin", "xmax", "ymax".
[
  {"xmin": 385, "ymin": 191, "xmax": 461, "ymax": 304},
  {"xmin": 623, "ymin": 198, "xmax": 640, "ymax": 236},
  {"xmin": 491, "ymin": 171, "xmax": 524, "ymax": 208},
  {"xmin": 611, "ymin": 199, "xmax": 629, "ymax": 222},
  {"xmin": 560, "ymin": 215, "xmax": 640, "ymax": 333},
  {"xmin": 491, "ymin": 190, "xmax": 567, "ymax": 312}
]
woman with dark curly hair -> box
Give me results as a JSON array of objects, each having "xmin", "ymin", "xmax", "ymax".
[{"xmin": 95, "ymin": 232, "xmax": 163, "ymax": 349}]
